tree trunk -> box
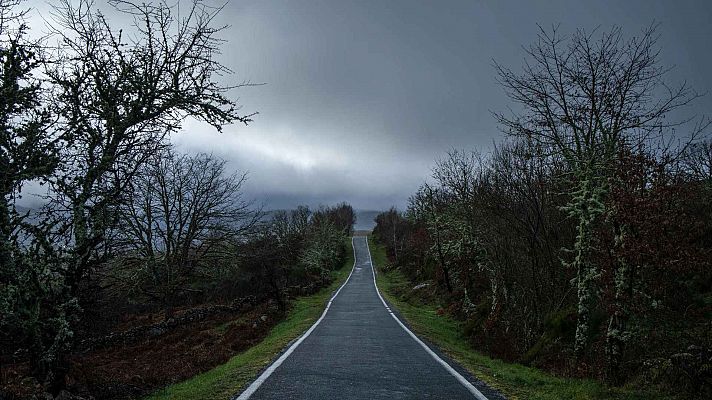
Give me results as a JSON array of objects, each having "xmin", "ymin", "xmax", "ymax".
[
  {"xmin": 164, "ymin": 295, "xmax": 174, "ymax": 320},
  {"xmin": 392, "ymin": 223, "xmax": 398, "ymax": 262},
  {"xmin": 574, "ymin": 251, "xmax": 595, "ymax": 357},
  {"xmin": 442, "ymin": 265, "xmax": 453, "ymax": 293},
  {"xmin": 605, "ymin": 221, "xmax": 633, "ymax": 384},
  {"xmin": 571, "ymin": 177, "xmax": 604, "ymax": 358},
  {"xmin": 0, "ymin": 197, "xmax": 12, "ymax": 278}
]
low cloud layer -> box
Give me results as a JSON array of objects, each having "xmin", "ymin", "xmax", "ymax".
[{"xmin": 24, "ymin": 0, "xmax": 712, "ymax": 210}]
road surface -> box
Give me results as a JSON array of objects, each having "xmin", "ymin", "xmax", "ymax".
[{"xmin": 236, "ymin": 236, "xmax": 501, "ymax": 399}]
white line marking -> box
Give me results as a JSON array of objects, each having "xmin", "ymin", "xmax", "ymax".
[
  {"xmin": 234, "ymin": 237, "xmax": 359, "ymax": 400},
  {"xmin": 364, "ymin": 237, "xmax": 489, "ymax": 400}
]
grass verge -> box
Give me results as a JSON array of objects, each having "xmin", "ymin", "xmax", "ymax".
[
  {"xmin": 368, "ymin": 236, "xmax": 672, "ymax": 400},
  {"xmin": 145, "ymin": 238, "xmax": 355, "ymax": 400}
]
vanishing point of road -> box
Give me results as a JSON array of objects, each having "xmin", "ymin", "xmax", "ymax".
[{"xmin": 235, "ymin": 236, "xmax": 502, "ymax": 400}]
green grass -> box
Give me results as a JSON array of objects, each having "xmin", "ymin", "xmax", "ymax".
[
  {"xmin": 146, "ymin": 239, "xmax": 355, "ymax": 400},
  {"xmin": 368, "ymin": 236, "xmax": 672, "ymax": 400}
]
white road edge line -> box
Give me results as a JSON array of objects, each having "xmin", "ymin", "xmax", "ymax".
[
  {"xmin": 364, "ymin": 237, "xmax": 489, "ymax": 400},
  {"xmin": 234, "ymin": 237, "xmax": 359, "ymax": 400}
]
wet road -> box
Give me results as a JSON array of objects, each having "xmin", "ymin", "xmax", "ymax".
[{"xmin": 236, "ymin": 236, "xmax": 497, "ymax": 400}]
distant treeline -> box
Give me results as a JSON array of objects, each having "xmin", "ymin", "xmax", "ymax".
[{"xmin": 373, "ymin": 25, "xmax": 711, "ymax": 397}]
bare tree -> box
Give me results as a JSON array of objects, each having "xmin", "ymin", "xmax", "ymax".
[
  {"xmin": 118, "ymin": 149, "xmax": 259, "ymax": 317},
  {"xmin": 0, "ymin": 0, "xmax": 52, "ymax": 283},
  {"xmin": 312, "ymin": 202, "xmax": 355, "ymax": 235},
  {"xmin": 408, "ymin": 184, "xmax": 457, "ymax": 293},
  {"xmin": 43, "ymin": 0, "xmax": 256, "ymax": 297},
  {"xmin": 272, "ymin": 206, "xmax": 311, "ymax": 244},
  {"xmin": 0, "ymin": 0, "xmax": 68, "ymax": 389},
  {"xmin": 683, "ymin": 139, "xmax": 712, "ymax": 182},
  {"xmin": 495, "ymin": 23, "xmax": 706, "ymax": 372},
  {"xmin": 7, "ymin": 0, "xmax": 257, "ymax": 389},
  {"xmin": 300, "ymin": 220, "xmax": 344, "ymax": 283},
  {"xmin": 373, "ymin": 207, "xmax": 408, "ymax": 262}
]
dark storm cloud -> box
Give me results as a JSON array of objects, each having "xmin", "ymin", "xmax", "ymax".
[{"xmin": 25, "ymin": 0, "xmax": 712, "ymax": 210}]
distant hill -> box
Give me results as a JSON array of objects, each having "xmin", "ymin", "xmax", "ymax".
[
  {"xmin": 260, "ymin": 208, "xmax": 383, "ymax": 232},
  {"xmin": 354, "ymin": 210, "xmax": 381, "ymax": 231}
]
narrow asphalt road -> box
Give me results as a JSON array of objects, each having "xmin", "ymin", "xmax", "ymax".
[{"xmin": 236, "ymin": 236, "xmax": 498, "ymax": 399}]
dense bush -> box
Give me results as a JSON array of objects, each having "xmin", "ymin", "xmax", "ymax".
[
  {"xmin": 374, "ymin": 140, "xmax": 711, "ymax": 394},
  {"xmin": 374, "ymin": 24, "xmax": 711, "ymax": 397}
]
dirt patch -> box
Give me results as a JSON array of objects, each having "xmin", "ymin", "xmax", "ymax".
[{"xmin": 1, "ymin": 302, "xmax": 282, "ymax": 400}]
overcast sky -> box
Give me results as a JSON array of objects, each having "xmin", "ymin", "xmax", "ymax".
[{"xmin": 25, "ymin": 0, "xmax": 712, "ymax": 210}]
